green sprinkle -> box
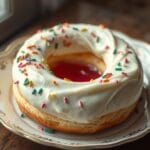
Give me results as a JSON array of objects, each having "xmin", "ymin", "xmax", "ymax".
[
  {"xmin": 113, "ymin": 48, "xmax": 117, "ymax": 54},
  {"xmin": 117, "ymin": 62, "xmax": 121, "ymax": 66},
  {"xmin": 24, "ymin": 78, "xmax": 29, "ymax": 86},
  {"xmin": 72, "ymin": 27, "xmax": 79, "ymax": 31},
  {"xmin": 20, "ymin": 113, "xmax": 25, "ymax": 118},
  {"xmin": 44, "ymin": 128, "xmax": 55, "ymax": 134},
  {"xmin": 115, "ymin": 68, "xmax": 122, "ymax": 71},
  {"xmin": 38, "ymin": 88, "xmax": 43, "ymax": 95},
  {"xmin": 21, "ymin": 51, "xmax": 25, "ymax": 54},
  {"xmin": 31, "ymin": 57, "xmax": 37, "ymax": 61},
  {"xmin": 54, "ymin": 43, "xmax": 58, "ymax": 49},
  {"xmin": 49, "ymin": 29, "xmax": 54, "ymax": 32},
  {"xmin": 32, "ymin": 89, "xmax": 37, "ymax": 95},
  {"xmin": 96, "ymin": 36, "xmax": 100, "ymax": 43}
]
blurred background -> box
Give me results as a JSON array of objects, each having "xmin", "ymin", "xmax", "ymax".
[
  {"xmin": 0, "ymin": 0, "xmax": 150, "ymax": 45},
  {"xmin": 0, "ymin": 0, "xmax": 150, "ymax": 150}
]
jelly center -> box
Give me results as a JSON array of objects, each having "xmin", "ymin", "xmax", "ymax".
[{"xmin": 50, "ymin": 61, "xmax": 101, "ymax": 82}]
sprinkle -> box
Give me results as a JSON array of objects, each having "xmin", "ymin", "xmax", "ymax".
[
  {"xmin": 32, "ymin": 51, "xmax": 38, "ymax": 55},
  {"xmin": 27, "ymin": 45, "xmax": 36, "ymax": 49},
  {"xmin": 49, "ymin": 92, "xmax": 56, "ymax": 99},
  {"xmin": 105, "ymin": 45, "xmax": 109, "ymax": 50},
  {"xmin": 63, "ymin": 39, "xmax": 71, "ymax": 47},
  {"xmin": 96, "ymin": 36, "xmax": 100, "ymax": 43},
  {"xmin": 41, "ymin": 58, "xmax": 45, "ymax": 63},
  {"xmin": 51, "ymin": 80, "xmax": 58, "ymax": 85},
  {"xmin": 99, "ymin": 24, "xmax": 105, "ymax": 29},
  {"xmin": 64, "ymin": 78, "xmax": 71, "ymax": 82},
  {"xmin": 54, "ymin": 43, "xmax": 58, "ymax": 49},
  {"xmin": 80, "ymin": 28, "xmax": 88, "ymax": 32},
  {"xmin": 103, "ymin": 73, "xmax": 113, "ymax": 78},
  {"xmin": 24, "ymin": 78, "xmax": 29, "ymax": 86},
  {"xmin": 20, "ymin": 113, "xmax": 25, "ymax": 118},
  {"xmin": 41, "ymin": 102, "xmax": 46, "ymax": 109},
  {"xmin": 115, "ymin": 68, "xmax": 122, "ymax": 71},
  {"xmin": 32, "ymin": 89, "xmax": 37, "ymax": 95},
  {"xmin": 117, "ymin": 62, "xmax": 121, "ymax": 66},
  {"xmin": 126, "ymin": 50, "xmax": 133, "ymax": 54},
  {"xmin": 91, "ymin": 32, "xmax": 96, "ymax": 38},
  {"xmin": 38, "ymin": 88, "xmax": 43, "ymax": 95},
  {"xmin": 44, "ymin": 128, "xmax": 55, "ymax": 134},
  {"xmin": 37, "ymin": 47, "xmax": 42, "ymax": 51},
  {"xmin": 61, "ymin": 28, "xmax": 65, "ymax": 33},
  {"xmin": 63, "ymin": 97, "xmax": 69, "ymax": 104},
  {"xmin": 63, "ymin": 22, "xmax": 69, "ymax": 28},
  {"xmin": 14, "ymin": 80, "xmax": 19, "ymax": 84},
  {"xmin": 113, "ymin": 48, "xmax": 117, "ymax": 54},
  {"xmin": 122, "ymin": 72, "xmax": 128, "ymax": 77},
  {"xmin": 29, "ymin": 81, "xmax": 34, "ymax": 87},
  {"xmin": 38, "ymin": 125, "xmax": 44, "ymax": 131},
  {"xmin": 124, "ymin": 58, "xmax": 129, "ymax": 64},
  {"xmin": 103, "ymin": 79, "xmax": 110, "ymax": 83},
  {"xmin": 72, "ymin": 27, "xmax": 79, "ymax": 31},
  {"xmin": 90, "ymin": 79, "xmax": 94, "ymax": 82},
  {"xmin": 78, "ymin": 100, "xmax": 84, "ymax": 108}
]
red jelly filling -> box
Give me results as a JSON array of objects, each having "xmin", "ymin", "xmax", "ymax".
[{"xmin": 51, "ymin": 61, "xmax": 101, "ymax": 82}]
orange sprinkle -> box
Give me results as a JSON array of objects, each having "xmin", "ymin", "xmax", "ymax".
[
  {"xmin": 29, "ymin": 81, "xmax": 34, "ymax": 87},
  {"xmin": 27, "ymin": 45, "xmax": 36, "ymax": 49},
  {"xmin": 51, "ymin": 80, "xmax": 58, "ymax": 85},
  {"xmin": 100, "ymin": 78, "xmax": 110, "ymax": 83},
  {"xmin": 64, "ymin": 78, "xmax": 71, "ymax": 82},
  {"xmin": 63, "ymin": 22, "xmax": 69, "ymax": 28},
  {"xmin": 99, "ymin": 24, "xmax": 105, "ymax": 29},
  {"xmin": 103, "ymin": 73, "xmax": 113, "ymax": 78},
  {"xmin": 32, "ymin": 51, "xmax": 38, "ymax": 55}
]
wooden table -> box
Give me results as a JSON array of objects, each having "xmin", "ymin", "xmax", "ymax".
[{"xmin": 0, "ymin": 0, "xmax": 150, "ymax": 149}]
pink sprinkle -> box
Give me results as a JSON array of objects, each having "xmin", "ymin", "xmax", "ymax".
[
  {"xmin": 41, "ymin": 103, "xmax": 46, "ymax": 109},
  {"xmin": 38, "ymin": 125, "xmax": 44, "ymax": 131},
  {"xmin": 126, "ymin": 44, "xmax": 129, "ymax": 48},
  {"xmin": 126, "ymin": 50, "xmax": 133, "ymax": 54},
  {"xmin": 124, "ymin": 58, "xmax": 129, "ymax": 64},
  {"xmin": 78, "ymin": 100, "xmax": 84, "ymax": 108},
  {"xmin": 122, "ymin": 72, "xmax": 128, "ymax": 77},
  {"xmin": 14, "ymin": 80, "xmax": 19, "ymax": 84},
  {"xmin": 61, "ymin": 28, "xmax": 65, "ymax": 33},
  {"xmin": 105, "ymin": 45, "xmax": 109, "ymax": 50},
  {"xmin": 63, "ymin": 97, "xmax": 69, "ymax": 104},
  {"xmin": 91, "ymin": 32, "xmax": 96, "ymax": 38}
]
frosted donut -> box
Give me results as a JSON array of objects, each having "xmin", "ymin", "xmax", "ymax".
[{"xmin": 12, "ymin": 24, "xmax": 143, "ymax": 134}]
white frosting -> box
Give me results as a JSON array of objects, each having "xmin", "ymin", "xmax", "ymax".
[{"xmin": 12, "ymin": 24, "xmax": 143, "ymax": 123}]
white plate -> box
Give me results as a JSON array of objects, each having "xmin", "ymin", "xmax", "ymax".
[{"xmin": 0, "ymin": 32, "xmax": 150, "ymax": 149}]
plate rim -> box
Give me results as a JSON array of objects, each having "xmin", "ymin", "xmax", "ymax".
[{"xmin": 0, "ymin": 31, "xmax": 150, "ymax": 149}]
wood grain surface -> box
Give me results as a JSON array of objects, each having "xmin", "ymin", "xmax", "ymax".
[{"xmin": 0, "ymin": 0, "xmax": 150, "ymax": 149}]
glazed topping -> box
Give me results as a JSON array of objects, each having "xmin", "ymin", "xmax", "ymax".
[
  {"xmin": 12, "ymin": 24, "xmax": 143, "ymax": 123},
  {"xmin": 50, "ymin": 61, "xmax": 101, "ymax": 82}
]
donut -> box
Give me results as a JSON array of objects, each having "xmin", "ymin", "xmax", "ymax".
[{"xmin": 12, "ymin": 23, "xmax": 143, "ymax": 134}]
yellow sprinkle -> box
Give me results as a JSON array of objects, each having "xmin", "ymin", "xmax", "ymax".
[
  {"xmin": 80, "ymin": 28, "xmax": 88, "ymax": 32},
  {"xmin": 64, "ymin": 78, "xmax": 71, "ymax": 82},
  {"xmin": 51, "ymin": 80, "xmax": 58, "ymax": 85},
  {"xmin": 29, "ymin": 81, "xmax": 34, "ymax": 87},
  {"xmin": 41, "ymin": 58, "xmax": 45, "ymax": 63},
  {"xmin": 49, "ymin": 92, "xmax": 56, "ymax": 99}
]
